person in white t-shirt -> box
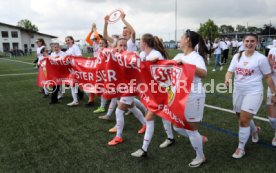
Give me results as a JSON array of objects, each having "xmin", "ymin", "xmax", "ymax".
[
  {"xmin": 50, "ymin": 43, "xmax": 66, "ymax": 58},
  {"xmin": 172, "ymin": 30, "xmax": 208, "ymax": 167},
  {"xmin": 65, "ymin": 36, "xmax": 84, "ymax": 107},
  {"xmin": 220, "ymin": 38, "xmax": 229, "ymax": 64},
  {"xmin": 231, "ymin": 38, "xmax": 238, "ymax": 55},
  {"xmin": 131, "ymin": 33, "xmax": 176, "ymax": 158},
  {"xmin": 205, "ymin": 39, "xmax": 212, "ymax": 64},
  {"xmin": 48, "ymin": 43, "xmax": 66, "ymax": 104},
  {"xmin": 85, "ymin": 23, "xmax": 102, "ymax": 58},
  {"xmin": 35, "ymin": 38, "xmax": 46, "ymax": 67},
  {"xmin": 237, "ymin": 40, "xmax": 244, "ymax": 52},
  {"xmin": 85, "ymin": 23, "xmax": 109, "ymax": 109},
  {"xmin": 107, "ymin": 37, "xmax": 146, "ymax": 146},
  {"xmin": 212, "ymin": 38, "xmax": 223, "ymax": 71},
  {"xmin": 35, "ymin": 38, "xmax": 49, "ymax": 96},
  {"xmin": 267, "ymin": 41, "xmax": 276, "ymax": 146},
  {"xmin": 104, "ymin": 11, "xmax": 137, "ymax": 52},
  {"xmin": 225, "ymin": 33, "xmax": 276, "ymax": 159}
]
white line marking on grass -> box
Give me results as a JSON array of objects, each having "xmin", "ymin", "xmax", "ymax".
[
  {"xmin": 0, "ymin": 72, "xmax": 37, "ymax": 77},
  {"xmin": 0, "ymin": 58, "xmax": 33, "ymax": 65},
  {"xmin": 205, "ymin": 104, "xmax": 269, "ymax": 122}
]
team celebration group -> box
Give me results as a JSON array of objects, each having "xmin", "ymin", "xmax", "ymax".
[{"xmin": 33, "ymin": 11, "xmax": 276, "ymax": 167}]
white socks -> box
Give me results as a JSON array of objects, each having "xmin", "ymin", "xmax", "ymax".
[
  {"xmin": 43, "ymin": 87, "xmax": 49, "ymax": 95},
  {"xmin": 115, "ymin": 108, "xmax": 125, "ymax": 138},
  {"xmin": 106, "ymin": 98, "xmax": 118, "ymax": 116},
  {"xmin": 238, "ymin": 126, "xmax": 250, "ymax": 150},
  {"xmin": 162, "ymin": 118, "xmax": 174, "ymax": 139},
  {"xmin": 134, "ymin": 98, "xmax": 147, "ymax": 113},
  {"xmin": 186, "ymin": 130, "xmax": 204, "ymax": 159},
  {"xmin": 70, "ymin": 86, "xmax": 78, "ymax": 103},
  {"xmin": 128, "ymin": 106, "xmax": 146, "ymax": 125},
  {"xmin": 249, "ymin": 120, "xmax": 257, "ymax": 133},
  {"xmin": 269, "ymin": 117, "xmax": 276, "ymax": 132},
  {"xmin": 142, "ymin": 120, "xmax": 154, "ymax": 151},
  {"xmin": 173, "ymin": 126, "xmax": 188, "ymax": 138},
  {"xmin": 100, "ymin": 96, "xmax": 107, "ymax": 108}
]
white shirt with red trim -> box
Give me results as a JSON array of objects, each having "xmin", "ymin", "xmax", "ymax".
[{"xmin": 228, "ymin": 51, "xmax": 271, "ymax": 94}]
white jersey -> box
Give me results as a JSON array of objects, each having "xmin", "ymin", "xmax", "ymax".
[
  {"xmin": 232, "ymin": 40, "xmax": 238, "ymax": 47},
  {"xmin": 213, "ymin": 43, "xmax": 221, "ymax": 54},
  {"xmin": 228, "ymin": 51, "xmax": 271, "ymax": 95},
  {"xmin": 65, "ymin": 44, "xmax": 82, "ymax": 56},
  {"xmin": 50, "ymin": 51, "xmax": 66, "ymax": 57},
  {"xmin": 127, "ymin": 39, "xmax": 137, "ymax": 52},
  {"xmin": 237, "ymin": 41, "xmax": 244, "ymax": 52},
  {"xmin": 219, "ymin": 41, "xmax": 228, "ymax": 50},
  {"xmin": 37, "ymin": 46, "xmax": 45, "ymax": 59},
  {"xmin": 139, "ymin": 49, "xmax": 164, "ymax": 61},
  {"xmin": 37, "ymin": 46, "xmax": 45, "ymax": 65},
  {"xmin": 205, "ymin": 42, "xmax": 211, "ymax": 51},
  {"xmin": 173, "ymin": 51, "xmax": 207, "ymax": 94},
  {"xmin": 93, "ymin": 42, "xmax": 100, "ymax": 57},
  {"xmin": 226, "ymin": 41, "xmax": 231, "ymax": 48},
  {"xmin": 268, "ymin": 47, "xmax": 276, "ymax": 78}
]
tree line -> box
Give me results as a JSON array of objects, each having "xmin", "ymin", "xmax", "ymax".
[{"xmin": 198, "ymin": 19, "xmax": 276, "ymax": 41}]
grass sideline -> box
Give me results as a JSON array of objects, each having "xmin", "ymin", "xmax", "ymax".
[{"xmin": 0, "ymin": 50, "xmax": 275, "ymax": 173}]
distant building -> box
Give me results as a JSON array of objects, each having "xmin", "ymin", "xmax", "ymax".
[{"xmin": 0, "ymin": 22, "xmax": 57, "ymax": 52}]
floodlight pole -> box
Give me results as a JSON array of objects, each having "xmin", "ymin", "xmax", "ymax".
[{"xmin": 175, "ymin": 0, "xmax": 177, "ymax": 47}]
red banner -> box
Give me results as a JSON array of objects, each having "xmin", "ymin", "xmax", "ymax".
[
  {"xmin": 37, "ymin": 49, "xmax": 196, "ymax": 129},
  {"xmin": 139, "ymin": 60, "xmax": 196, "ymax": 129},
  {"xmin": 98, "ymin": 49, "xmax": 142, "ymax": 99}
]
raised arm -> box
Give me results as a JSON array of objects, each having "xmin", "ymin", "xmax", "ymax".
[
  {"xmin": 103, "ymin": 15, "xmax": 114, "ymax": 43},
  {"xmin": 120, "ymin": 11, "xmax": 136, "ymax": 43},
  {"xmin": 85, "ymin": 31, "xmax": 93, "ymax": 46}
]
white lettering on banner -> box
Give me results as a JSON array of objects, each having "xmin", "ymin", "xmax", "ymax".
[
  {"xmin": 102, "ymin": 49, "xmax": 115, "ymax": 62},
  {"xmin": 158, "ymin": 104, "xmax": 185, "ymax": 127},
  {"xmin": 49, "ymin": 57, "xmax": 75, "ymax": 66},
  {"xmin": 68, "ymin": 68, "xmax": 94, "ymax": 81},
  {"xmin": 84, "ymin": 60, "xmax": 98, "ymax": 68},
  {"xmin": 96, "ymin": 70, "xmax": 117, "ymax": 82},
  {"xmin": 102, "ymin": 49, "xmax": 141, "ymax": 72},
  {"xmin": 129, "ymin": 55, "xmax": 141, "ymax": 72}
]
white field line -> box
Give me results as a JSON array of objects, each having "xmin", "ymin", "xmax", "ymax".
[
  {"xmin": 205, "ymin": 104, "xmax": 269, "ymax": 122},
  {"xmin": 0, "ymin": 58, "xmax": 33, "ymax": 65},
  {"xmin": 0, "ymin": 58, "xmax": 37, "ymax": 77},
  {"xmin": 0, "ymin": 72, "xmax": 37, "ymax": 77}
]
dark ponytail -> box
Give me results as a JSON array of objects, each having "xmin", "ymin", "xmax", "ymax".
[
  {"xmin": 186, "ymin": 30, "xmax": 207, "ymax": 62},
  {"xmin": 237, "ymin": 51, "xmax": 244, "ymax": 62},
  {"xmin": 142, "ymin": 33, "xmax": 169, "ymax": 59},
  {"xmin": 197, "ymin": 36, "xmax": 208, "ymax": 62},
  {"xmin": 153, "ymin": 36, "xmax": 169, "ymax": 59}
]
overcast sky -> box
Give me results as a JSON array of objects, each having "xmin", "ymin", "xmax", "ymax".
[{"xmin": 1, "ymin": 0, "xmax": 276, "ymax": 42}]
